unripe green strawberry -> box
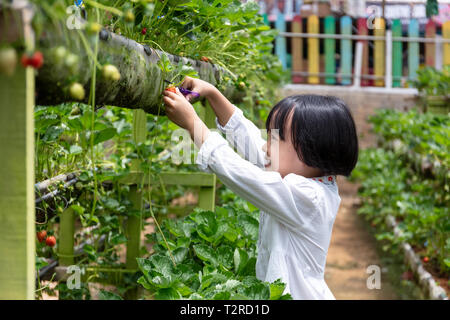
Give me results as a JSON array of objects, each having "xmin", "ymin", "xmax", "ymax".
[
  {"xmin": 102, "ymin": 64, "xmax": 121, "ymax": 81},
  {"xmin": 52, "ymin": 46, "xmax": 67, "ymax": 65},
  {"xmin": 65, "ymin": 53, "xmax": 79, "ymax": 73},
  {"xmin": 69, "ymin": 82, "xmax": 85, "ymax": 101},
  {"xmin": 124, "ymin": 10, "xmax": 135, "ymax": 23},
  {"xmin": 86, "ymin": 22, "xmax": 102, "ymax": 34},
  {"xmin": 0, "ymin": 47, "xmax": 18, "ymax": 76}
]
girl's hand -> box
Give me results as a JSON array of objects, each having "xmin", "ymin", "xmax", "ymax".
[
  {"xmin": 181, "ymin": 76, "xmax": 215, "ymax": 102},
  {"xmin": 163, "ymin": 87, "xmax": 200, "ymax": 131}
]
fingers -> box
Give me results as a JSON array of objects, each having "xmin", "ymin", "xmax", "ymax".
[
  {"xmin": 163, "ymin": 87, "xmax": 183, "ymax": 99},
  {"xmin": 163, "ymin": 96, "xmax": 174, "ymax": 108}
]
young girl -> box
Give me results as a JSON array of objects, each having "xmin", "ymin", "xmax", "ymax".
[{"xmin": 162, "ymin": 76, "xmax": 359, "ymax": 300}]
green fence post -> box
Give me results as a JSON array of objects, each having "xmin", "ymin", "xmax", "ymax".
[
  {"xmin": 125, "ymin": 109, "xmax": 146, "ymax": 271},
  {"xmin": 198, "ymin": 173, "xmax": 216, "ymax": 212},
  {"xmin": 124, "ymin": 109, "xmax": 147, "ymax": 299},
  {"xmin": 324, "ymin": 16, "xmax": 336, "ymax": 85},
  {"xmin": 0, "ymin": 7, "xmax": 35, "ymax": 300},
  {"xmin": 58, "ymin": 207, "xmax": 75, "ymax": 266},
  {"xmin": 199, "ymin": 101, "xmax": 216, "ymax": 211},
  {"xmin": 392, "ymin": 19, "xmax": 403, "ymax": 87},
  {"xmin": 126, "ymin": 109, "xmax": 147, "ymax": 269},
  {"xmin": 126, "ymin": 186, "xmax": 141, "ymax": 271}
]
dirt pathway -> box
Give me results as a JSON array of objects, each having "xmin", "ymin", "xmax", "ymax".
[{"xmin": 324, "ymin": 177, "xmax": 398, "ymax": 300}]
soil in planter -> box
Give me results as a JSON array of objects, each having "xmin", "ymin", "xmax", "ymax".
[{"xmin": 411, "ymin": 245, "xmax": 450, "ymax": 297}]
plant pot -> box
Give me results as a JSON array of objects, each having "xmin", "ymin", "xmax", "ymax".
[{"xmin": 426, "ymin": 96, "xmax": 449, "ymax": 115}]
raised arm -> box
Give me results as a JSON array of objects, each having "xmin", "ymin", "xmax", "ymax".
[
  {"xmin": 182, "ymin": 77, "xmax": 266, "ymax": 167},
  {"xmin": 181, "ymin": 76, "xmax": 235, "ymax": 127},
  {"xmin": 162, "ymin": 88, "xmax": 319, "ymax": 232},
  {"xmin": 196, "ymin": 132, "xmax": 319, "ymax": 232}
]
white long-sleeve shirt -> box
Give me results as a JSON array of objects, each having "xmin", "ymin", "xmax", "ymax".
[{"xmin": 195, "ymin": 106, "xmax": 341, "ymax": 300}]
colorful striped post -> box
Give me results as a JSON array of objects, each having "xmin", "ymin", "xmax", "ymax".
[
  {"xmin": 307, "ymin": 15, "xmax": 319, "ymax": 84},
  {"xmin": 340, "ymin": 16, "xmax": 352, "ymax": 85},
  {"xmin": 275, "ymin": 10, "xmax": 287, "ymax": 70},
  {"xmin": 443, "ymin": 21, "xmax": 450, "ymax": 66},
  {"xmin": 324, "ymin": 16, "xmax": 336, "ymax": 85},
  {"xmin": 374, "ymin": 18, "xmax": 385, "ymax": 87},
  {"xmin": 408, "ymin": 19, "xmax": 420, "ymax": 81},
  {"xmin": 392, "ymin": 19, "xmax": 403, "ymax": 87},
  {"xmin": 357, "ymin": 18, "xmax": 369, "ymax": 86},
  {"xmin": 291, "ymin": 15, "xmax": 303, "ymax": 83},
  {"xmin": 425, "ymin": 20, "xmax": 436, "ymax": 67}
]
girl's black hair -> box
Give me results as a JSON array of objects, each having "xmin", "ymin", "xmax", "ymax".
[{"xmin": 265, "ymin": 94, "xmax": 359, "ymax": 177}]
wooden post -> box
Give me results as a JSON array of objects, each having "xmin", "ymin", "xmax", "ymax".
[
  {"xmin": 425, "ymin": 20, "xmax": 436, "ymax": 67},
  {"xmin": 307, "ymin": 15, "xmax": 319, "ymax": 84},
  {"xmin": 357, "ymin": 18, "xmax": 370, "ymax": 86},
  {"xmin": 392, "ymin": 19, "xmax": 403, "ymax": 87},
  {"xmin": 125, "ymin": 109, "xmax": 147, "ymax": 271},
  {"xmin": 443, "ymin": 21, "xmax": 450, "ymax": 67},
  {"xmin": 0, "ymin": 5, "xmax": 35, "ymax": 300},
  {"xmin": 340, "ymin": 16, "xmax": 352, "ymax": 85},
  {"xmin": 291, "ymin": 15, "xmax": 303, "ymax": 83},
  {"xmin": 275, "ymin": 11, "xmax": 287, "ymax": 70},
  {"xmin": 374, "ymin": 18, "xmax": 385, "ymax": 87},
  {"xmin": 324, "ymin": 16, "xmax": 336, "ymax": 85},
  {"xmin": 408, "ymin": 19, "xmax": 420, "ymax": 81},
  {"xmin": 199, "ymin": 101, "xmax": 216, "ymax": 211},
  {"xmin": 58, "ymin": 207, "xmax": 75, "ymax": 266},
  {"xmin": 198, "ymin": 174, "xmax": 216, "ymax": 212}
]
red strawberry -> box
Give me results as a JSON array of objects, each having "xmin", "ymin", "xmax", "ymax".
[
  {"xmin": 21, "ymin": 54, "xmax": 30, "ymax": 67},
  {"xmin": 29, "ymin": 51, "xmax": 44, "ymax": 69},
  {"xmin": 141, "ymin": 28, "xmax": 147, "ymax": 35},
  {"xmin": 46, "ymin": 235, "xmax": 56, "ymax": 247},
  {"xmin": 423, "ymin": 256, "xmax": 429, "ymax": 263},
  {"xmin": 328, "ymin": 176, "xmax": 333, "ymax": 181},
  {"xmin": 165, "ymin": 85, "xmax": 176, "ymax": 93},
  {"xmin": 36, "ymin": 230, "xmax": 47, "ymax": 243}
]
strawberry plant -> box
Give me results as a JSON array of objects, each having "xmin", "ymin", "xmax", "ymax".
[
  {"xmin": 351, "ymin": 148, "xmax": 449, "ymax": 277},
  {"xmin": 138, "ymin": 190, "xmax": 291, "ymax": 300},
  {"xmin": 20, "ymin": 0, "xmax": 289, "ymax": 300}
]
